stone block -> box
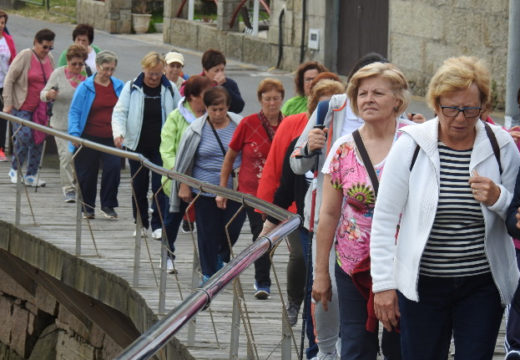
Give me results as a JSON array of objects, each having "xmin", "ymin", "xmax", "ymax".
[
  {"xmin": 27, "ymin": 324, "xmax": 59, "ymax": 360},
  {"xmin": 225, "ymin": 32, "xmax": 243, "ymax": 62},
  {"xmin": 0, "ymin": 296, "xmax": 12, "ymax": 345},
  {"xmin": 55, "ymin": 331, "xmax": 95, "ymax": 360},
  {"xmin": 0, "ymin": 222, "xmax": 9, "ymax": 250},
  {"xmin": 34, "ymin": 286, "xmax": 57, "ymax": 316},
  {"xmin": 0, "ymin": 267, "xmax": 34, "ymax": 302},
  {"xmin": 242, "ymin": 36, "xmax": 273, "ymax": 67},
  {"xmin": 197, "ymin": 25, "xmax": 224, "ymax": 54},
  {"xmin": 169, "ymin": 19, "xmax": 199, "ymax": 51},
  {"xmin": 57, "ymin": 304, "xmax": 90, "ymax": 340},
  {"xmin": 390, "ymin": 1, "xmax": 443, "ymax": 40},
  {"xmin": 100, "ymin": 334, "xmax": 122, "ymax": 360},
  {"xmin": 10, "ymin": 305, "xmax": 29, "ymax": 358},
  {"xmin": 389, "ymin": 32, "xmax": 426, "ymax": 74},
  {"xmin": 88, "ymin": 323, "xmax": 105, "ymax": 349},
  {"xmin": 25, "ymin": 301, "xmax": 37, "ymax": 316},
  {"xmin": 481, "ymin": 13, "xmax": 508, "ymax": 48}
]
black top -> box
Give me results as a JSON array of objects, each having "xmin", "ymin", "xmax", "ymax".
[
  {"xmin": 222, "ymin": 77, "xmax": 245, "ymax": 114},
  {"xmin": 137, "ymin": 83, "xmax": 162, "ymax": 152}
]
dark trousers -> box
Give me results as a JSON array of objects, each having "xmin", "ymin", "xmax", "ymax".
[
  {"xmin": 398, "ymin": 273, "xmax": 503, "ymax": 360},
  {"xmin": 163, "ymin": 197, "xmax": 188, "ymax": 259},
  {"xmin": 74, "ymin": 135, "xmax": 120, "ymax": 211},
  {"xmin": 506, "ymin": 248, "xmax": 520, "ymax": 353},
  {"xmin": 246, "ymin": 207, "xmax": 271, "ymax": 287},
  {"xmin": 195, "ymin": 195, "xmax": 245, "ymax": 277},
  {"xmin": 299, "ymin": 228, "xmax": 318, "ymax": 359},
  {"xmin": 287, "ymin": 230, "xmax": 305, "ymax": 305},
  {"xmin": 0, "ymin": 88, "xmax": 5, "ymax": 149},
  {"xmin": 128, "ymin": 148, "xmax": 164, "ymax": 230},
  {"xmin": 336, "ymin": 264, "xmax": 400, "ymax": 360}
]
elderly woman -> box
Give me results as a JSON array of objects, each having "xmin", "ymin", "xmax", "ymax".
[
  {"xmin": 68, "ymin": 50, "xmax": 123, "ymax": 220},
  {"xmin": 41, "ymin": 44, "xmax": 87, "ymax": 203},
  {"xmin": 370, "ymin": 56, "xmax": 520, "ymax": 359},
  {"xmin": 0, "ymin": 10, "xmax": 16, "ymax": 162},
  {"xmin": 3, "ymin": 28, "xmax": 54, "ymax": 187},
  {"xmin": 281, "ymin": 61, "xmax": 327, "ymax": 116},
  {"xmin": 57, "ymin": 24, "xmax": 101, "ymax": 76},
  {"xmin": 172, "ymin": 86, "xmax": 244, "ymax": 283},
  {"xmin": 311, "ymin": 63, "xmax": 411, "ymax": 359},
  {"xmin": 160, "ymin": 74, "xmax": 212, "ymax": 273},
  {"xmin": 216, "ymin": 78, "xmax": 284, "ymax": 299},
  {"xmin": 112, "ymin": 51, "xmax": 181, "ymax": 239}
]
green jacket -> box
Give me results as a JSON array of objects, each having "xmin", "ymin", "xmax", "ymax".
[
  {"xmin": 57, "ymin": 44, "xmax": 101, "ymax": 76},
  {"xmin": 160, "ymin": 101, "xmax": 195, "ymax": 196},
  {"xmin": 281, "ymin": 95, "xmax": 307, "ymax": 116}
]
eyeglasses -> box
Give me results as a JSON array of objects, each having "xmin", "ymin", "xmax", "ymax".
[
  {"xmin": 262, "ymin": 96, "xmax": 282, "ymax": 103},
  {"xmin": 42, "ymin": 45, "xmax": 54, "ymax": 51},
  {"xmin": 69, "ymin": 62, "xmax": 84, "ymax": 67},
  {"xmin": 303, "ymin": 77, "xmax": 315, "ymax": 83},
  {"xmin": 99, "ymin": 66, "xmax": 116, "ymax": 73},
  {"xmin": 440, "ymin": 105, "xmax": 481, "ymax": 119}
]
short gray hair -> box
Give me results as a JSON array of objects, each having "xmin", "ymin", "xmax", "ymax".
[{"xmin": 96, "ymin": 50, "xmax": 118, "ymax": 66}]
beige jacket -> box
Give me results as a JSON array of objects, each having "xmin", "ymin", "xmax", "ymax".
[{"xmin": 3, "ymin": 48, "xmax": 55, "ymax": 110}]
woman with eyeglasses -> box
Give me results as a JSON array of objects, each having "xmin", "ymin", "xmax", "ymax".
[
  {"xmin": 68, "ymin": 50, "xmax": 124, "ymax": 220},
  {"xmin": 112, "ymin": 51, "xmax": 181, "ymax": 239},
  {"xmin": 370, "ymin": 56, "xmax": 520, "ymax": 359},
  {"xmin": 40, "ymin": 44, "xmax": 87, "ymax": 203},
  {"xmin": 3, "ymin": 28, "xmax": 55, "ymax": 187}
]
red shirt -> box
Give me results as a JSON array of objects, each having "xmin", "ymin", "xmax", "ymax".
[
  {"xmin": 20, "ymin": 54, "xmax": 53, "ymax": 112},
  {"xmin": 256, "ymin": 113, "xmax": 308, "ymax": 213},
  {"xmin": 83, "ymin": 82, "xmax": 118, "ymax": 138},
  {"xmin": 229, "ymin": 113, "xmax": 278, "ymax": 196}
]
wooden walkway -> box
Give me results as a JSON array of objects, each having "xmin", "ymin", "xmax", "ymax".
[{"xmin": 0, "ymin": 156, "xmax": 509, "ymax": 359}]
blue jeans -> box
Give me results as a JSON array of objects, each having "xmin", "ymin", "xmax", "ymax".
[
  {"xmin": 11, "ymin": 109, "xmax": 43, "ymax": 176},
  {"xmin": 128, "ymin": 148, "xmax": 164, "ymax": 230},
  {"xmin": 398, "ymin": 273, "xmax": 503, "ymax": 360},
  {"xmin": 335, "ymin": 264, "xmax": 400, "ymax": 360},
  {"xmin": 506, "ymin": 248, "xmax": 520, "ymax": 353}
]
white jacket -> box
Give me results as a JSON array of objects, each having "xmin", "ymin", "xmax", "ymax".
[{"xmin": 370, "ymin": 118, "xmax": 520, "ymax": 305}]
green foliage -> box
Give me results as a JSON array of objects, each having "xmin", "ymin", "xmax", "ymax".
[{"xmin": 9, "ymin": 0, "xmax": 76, "ymax": 23}]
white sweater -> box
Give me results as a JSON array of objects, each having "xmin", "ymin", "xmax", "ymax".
[{"xmin": 370, "ymin": 118, "xmax": 520, "ymax": 305}]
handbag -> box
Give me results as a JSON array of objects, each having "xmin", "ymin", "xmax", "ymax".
[
  {"xmin": 31, "ymin": 50, "xmax": 50, "ymax": 145},
  {"xmin": 207, "ymin": 119, "xmax": 239, "ymax": 190}
]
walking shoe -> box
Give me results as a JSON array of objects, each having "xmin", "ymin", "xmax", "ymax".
[
  {"xmin": 506, "ymin": 351, "xmax": 520, "ymax": 360},
  {"xmin": 254, "ymin": 282, "xmax": 270, "ymax": 300},
  {"xmin": 199, "ymin": 274, "xmax": 210, "ymax": 286},
  {"xmin": 181, "ymin": 219, "xmax": 195, "ymax": 233},
  {"xmin": 285, "ymin": 300, "xmax": 301, "ymax": 326},
  {"xmin": 101, "ymin": 206, "xmax": 118, "ymax": 219},
  {"xmin": 8, "ymin": 168, "xmax": 18, "ymax": 184},
  {"xmin": 132, "ymin": 228, "xmax": 147, "ymax": 237},
  {"xmin": 0, "ymin": 148, "xmax": 7, "ymax": 162},
  {"xmin": 152, "ymin": 228, "xmax": 162, "ymax": 240},
  {"xmin": 166, "ymin": 258, "xmax": 177, "ymax": 274},
  {"xmin": 64, "ymin": 191, "xmax": 76, "ymax": 203},
  {"xmin": 314, "ymin": 350, "xmax": 338, "ymax": 360},
  {"xmin": 24, "ymin": 175, "xmax": 46, "ymax": 187},
  {"xmin": 82, "ymin": 209, "xmax": 95, "ymax": 219}
]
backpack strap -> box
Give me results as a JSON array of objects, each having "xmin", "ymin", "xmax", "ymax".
[
  {"xmin": 410, "ymin": 144, "xmax": 420, "ymax": 171},
  {"xmin": 484, "ymin": 122, "xmax": 503, "ymax": 175}
]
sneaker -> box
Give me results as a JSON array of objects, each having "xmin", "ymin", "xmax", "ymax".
[
  {"xmin": 285, "ymin": 300, "xmax": 301, "ymax": 326},
  {"xmin": 82, "ymin": 209, "xmax": 95, "ymax": 219},
  {"xmin": 64, "ymin": 191, "xmax": 76, "ymax": 203},
  {"xmin": 152, "ymin": 228, "xmax": 162, "ymax": 240},
  {"xmin": 166, "ymin": 257, "xmax": 177, "ymax": 274},
  {"xmin": 254, "ymin": 282, "xmax": 270, "ymax": 300},
  {"xmin": 181, "ymin": 219, "xmax": 195, "ymax": 233},
  {"xmin": 315, "ymin": 350, "xmax": 338, "ymax": 360},
  {"xmin": 8, "ymin": 168, "xmax": 18, "ymax": 184},
  {"xmin": 506, "ymin": 351, "xmax": 520, "ymax": 360},
  {"xmin": 199, "ymin": 274, "xmax": 211, "ymax": 286},
  {"xmin": 0, "ymin": 149, "xmax": 7, "ymax": 162},
  {"xmin": 101, "ymin": 206, "xmax": 117, "ymax": 219},
  {"xmin": 24, "ymin": 175, "xmax": 46, "ymax": 187},
  {"xmin": 132, "ymin": 228, "xmax": 147, "ymax": 237}
]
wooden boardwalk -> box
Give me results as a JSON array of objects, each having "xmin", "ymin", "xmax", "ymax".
[{"xmin": 0, "ymin": 156, "xmax": 509, "ymax": 359}]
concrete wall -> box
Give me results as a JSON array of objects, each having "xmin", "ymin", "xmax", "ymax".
[
  {"xmin": 388, "ymin": 0, "xmax": 509, "ymax": 106},
  {"xmin": 77, "ymin": 0, "xmax": 132, "ymax": 34}
]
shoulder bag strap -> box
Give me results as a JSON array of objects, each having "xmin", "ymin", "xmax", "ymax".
[
  {"xmin": 483, "ymin": 122, "xmax": 503, "ymax": 175},
  {"xmin": 352, "ymin": 129, "xmax": 379, "ymax": 196},
  {"xmin": 31, "ymin": 49, "xmax": 48, "ymax": 84},
  {"xmin": 208, "ymin": 119, "xmax": 236, "ymax": 178}
]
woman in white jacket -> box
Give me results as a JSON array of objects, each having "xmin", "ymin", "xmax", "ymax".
[{"xmin": 370, "ymin": 56, "xmax": 520, "ymax": 359}]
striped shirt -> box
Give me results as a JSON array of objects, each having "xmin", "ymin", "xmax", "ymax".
[{"xmin": 419, "ymin": 143, "xmax": 490, "ymax": 277}]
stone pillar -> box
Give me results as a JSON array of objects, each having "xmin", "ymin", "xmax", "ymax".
[
  {"xmin": 106, "ymin": 0, "xmax": 132, "ymax": 33},
  {"xmin": 217, "ymin": 0, "xmax": 241, "ymax": 32}
]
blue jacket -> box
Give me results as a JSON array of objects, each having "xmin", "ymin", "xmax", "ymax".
[
  {"xmin": 68, "ymin": 75, "xmax": 124, "ymax": 152},
  {"xmin": 111, "ymin": 73, "xmax": 181, "ymax": 151}
]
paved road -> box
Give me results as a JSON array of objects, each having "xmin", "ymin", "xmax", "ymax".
[{"xmin": 6, "ymin": 14, "xmax": 436, "ymax": 119}]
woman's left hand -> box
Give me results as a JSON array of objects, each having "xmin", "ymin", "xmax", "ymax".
[
  {"xmin": 469, "ymin": 170, "xmax": 501, "ymax": 206},
  {"xmin": 407, "ymin": 113, "xmax": 426, "ymax": 124},
  {"xmin": 374, "ymin": 289, "xmax": 400, "ymax": 332},
  {"xmin": 215, "ymin": 195, "xmax": 227, "ymax": 209}
]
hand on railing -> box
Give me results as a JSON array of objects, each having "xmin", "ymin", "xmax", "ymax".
[
  {"xmin": 215, "ymin": 195, "xmax": 227, "ymax": 209},
  {"xmin": 114, "ymin": 136, "xmax": 124, "ymax": 149},
  {"xmin": 2, "ymin": 105, "xmax": 12, "ymax": 114},
  {"xmin": 257, "ymin": 218, "xmax": 276, "ymax": 239},
  {"xmin": 178, "ymin": 183, "xmax": 193, "ymax": 203}
]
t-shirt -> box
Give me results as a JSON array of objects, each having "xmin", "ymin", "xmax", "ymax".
[
  {"xmin": 85, "ymin": 47, "xmax": 96, "ymax": 72},
  {"xmin": 20, "ymin": 53, "xmax": 53, "ymax": 112},
  {"xmin": 0, "ymin": 37, "xmax": 11, "ymax": 87},
  {"xmin": 83, "ymin": 81, "xmax": 118, "ymax": 138},
  {"xmin": 228, "ymin": 113, "xmax": 278, "ymax": 196},
  {"xmin": 323, "ymin": 134, "xmax": 384, "ymax": 275},
  {"xmin": 136, "ymin": 84, "xmax": 162, "ymax": 152}
]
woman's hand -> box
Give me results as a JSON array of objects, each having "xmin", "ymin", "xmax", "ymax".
[
  {"xmin": 469, "ymin": 170, "xmax": 501, "ymax": 206},
  {"xmin": 311, "ymin": 272, "xmax": 332, "ymax": 311},
  {"xmin": 307, "ymin": 127, "xmax": 328, "ymax": 152},
  {"xmin": 46, "ymin": 88, "xmax": 58, "ymax": 101},
  {"xmin": 114, "ymin": 136, "xmax": 124, "ymax": 149},
  {"xmin": 509, "ymin": 126, "xmax": 520, "ymax": 145},
  {"xmin": 407, "ymin": 112, "xmax": 426, "ymax": 124},
  {"xmin": 374, "ymin": 289, "xmax": 400, "ymax": 332},
  {"xmin": 3, "ymin": 105, "xmax": 12, "ymax": 114},
  {"xmin": 178, "ymin": 183, "xmax": 193, "ymax": 203},
  {"xmin": 215, "ymin": 195, "xmax": 227, "ymax": 209},
  {"xmin": 258, "ymin": 219, "xmax": 276, "ymax": 240}
]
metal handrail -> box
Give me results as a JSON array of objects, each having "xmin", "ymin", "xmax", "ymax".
[{"xmin": 114, "ymin": 216, "xmax": 300, "ymax": 360}]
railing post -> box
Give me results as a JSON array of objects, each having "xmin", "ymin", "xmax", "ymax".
[
  {"xmin": 252, "ymin": 0, "xmax": 259, "ymax": 35},
  {"xmin": 14, "ymin": 170, "xmax": 21, "ymax": 226},
  {"xmin": 281, "ymin": 314, "xmax": 292, "ymax": 360},
  {"xmin": 158, "ymin": 240, "xmax": 167, "ymax": 314},
  {"xmin": 229, "ymin": 280, "xmax": 240, "ymax": 360},
  {"xmin": 133, "ymin": 221, "xmax": 142, "ymax": 287},
  {"xmin": 75, "ymin": 189, "xmax": 81, "ymax": 256},
  {"xmin": 187, "ymin": 249, "xmax": 199, "ymax": 346},
  {"xmin": 188, "ymin": 0, "xmax": 195, "ymax": 20}
]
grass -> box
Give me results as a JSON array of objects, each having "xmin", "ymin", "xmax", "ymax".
[{"xmin": 9, "ymin": 0, "xmax": 76, "ymax": 24}]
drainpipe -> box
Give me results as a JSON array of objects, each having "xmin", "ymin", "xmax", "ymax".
[
  {"xmin": 300, "ymin": 0, "xmax": 307, "ymax": 63},
  {"xmin": 277, "ymin": 7, "xmax": 285, "ymax": 68}
]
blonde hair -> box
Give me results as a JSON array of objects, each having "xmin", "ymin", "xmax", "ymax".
[
  {"xmin": 426, "ymin": 56, "xmax": 490, "ymax": 112},
  {"xmin": 141, "ymin": 51, "xmax": 166, "ymax": 70},
  {"xmin": 347, "ymin": 62, "xmax": 410, "ymax": 117},
  {"xmin": 308, "ymin": 79, "xmax": 345, "ymax": 115}
]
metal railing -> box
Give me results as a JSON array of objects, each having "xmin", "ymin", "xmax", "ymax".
[{"xmin": 1, "ymin": 112, "xmax": 304, "ymax": 359}]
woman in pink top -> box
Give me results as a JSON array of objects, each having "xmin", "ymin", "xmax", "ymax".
[
  {"xmin": 0, "ymin": 10, "xmax": 16, "ymax": 162},
  {"xmin": 3, "ymin": 28, "xmax": 55, "ymax": 187}
]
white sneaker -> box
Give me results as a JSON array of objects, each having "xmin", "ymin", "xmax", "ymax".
[
  {"xmin": 166, "ymin": 258, "xmax": 176, "ymax": 274},
  {"xmin": 152, "ymin": 228, "xmax": 162, "ymax": 240},
  {"xmin": 316, "ymin": 350, "xmax": 338, "ymax": 360},
  {"xmin": 8, "ymin": 168, "xmax": 18, "ymax": 184},
  {"xmin": 24, "ymin": 175, "xmax": 46, "ymax": 187},
  {"xmin": 132, "ymin": 228, "xmax": 147, "ymax": 237}
]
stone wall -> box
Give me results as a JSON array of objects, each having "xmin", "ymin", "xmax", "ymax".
[
  {"xmin": 389, "ymin": 0, "xmax": 509, "ymax": 107},
  {"xmin": 77, "ymin": 0, "xmax": 132, "ymax": 34}
]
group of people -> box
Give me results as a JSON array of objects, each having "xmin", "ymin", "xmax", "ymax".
[{"xmin": 3, "ymin": 14, "xmax": 520, "ymax": 360}]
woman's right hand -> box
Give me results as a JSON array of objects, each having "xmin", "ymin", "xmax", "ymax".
[
  {"xmin": 374, "ymin": 289, "xmax": 400, "ymax": 332},
  {"xmin": 3, "ymin": 105, "xmax": 12, "ymax": 114},
  {"xmin": 46, "ymin": 88, "xmax": 58, "ymax": 101},
  {"xmin": 178, "ymin": 183, "xmax": 193, "ymax": 203},
  {"xmin": 215, "ymin": 195, "xmax": 227, "ymax": 209},
  {"xmin": 307, "ymin": 127, "xmax": 328, "ymax": 152},
  {"xmin": 311, "ymin": 272, "xmax": 332, "ymax": 311}
]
